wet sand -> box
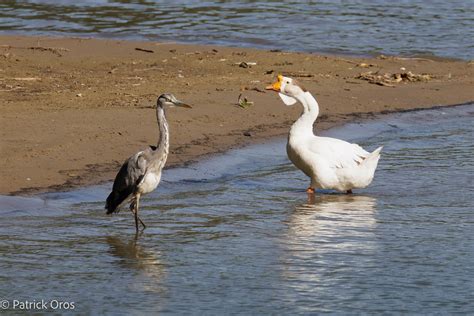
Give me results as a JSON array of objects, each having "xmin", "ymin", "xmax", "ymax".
[{"xmin": 1, "ymin": 35, "xmax": 473, "ymax": 195}]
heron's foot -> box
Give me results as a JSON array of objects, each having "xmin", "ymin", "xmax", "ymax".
[
  {"xmin": 138, "ymin": 217, "xmax": 147, "ymax": 230},
  {"xmin": 135, "ymin": 225, "xmax": 146, "ymax": 233},
  {"xmin": 306, "ymin": 187, "xmax": 315, "ymax": 194},
  {"xmin": 346, "ymin": 189, "xmax": 353, "ymax": 194},
  {"xmin": 133, "ymin": 215, "xmax": 147, "ymax": 232}
]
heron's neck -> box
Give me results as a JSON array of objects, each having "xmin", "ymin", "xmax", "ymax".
[
  {"xmin": 156, "ymin": 105, "xmax": 169, "ymax": 155},
  {"xmin": 289, "ymin": 91, "xmax": 320, "ymax": 138}
]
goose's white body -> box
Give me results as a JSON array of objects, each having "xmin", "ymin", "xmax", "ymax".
[{"xmin": 285, "ymin": 90, "xmax": 382, "ymax": 192}]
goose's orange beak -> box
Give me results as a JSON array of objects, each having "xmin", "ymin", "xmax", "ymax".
[{"xmin": 266, "ymin": 74, "xmax": 283, "ymax": 92}]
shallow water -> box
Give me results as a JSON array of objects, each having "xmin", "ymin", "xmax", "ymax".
[
  {"xmin": 0, "ymin": 104, "xmax": 473, "ymax": 314},
  {"xmin": 1, "ymin": 0, "xmax": 473, "ymax": 59}
]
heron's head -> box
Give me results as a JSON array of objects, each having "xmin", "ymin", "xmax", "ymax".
[
  {"xmin": 157, "ymin": 93, "xmax": 192, "ymax": 108},
  {"xmin": 265, "ymin": 75, "xmax": 307, "ymax": 106}
]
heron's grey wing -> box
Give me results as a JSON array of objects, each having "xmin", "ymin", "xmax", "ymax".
[
  {"xmin": 127, "ymin": 151, "xmax": 149, "ymax": 187},
  {"xmin": 105, "ymin": 150, "xmax": 149, "ymax": 213}
]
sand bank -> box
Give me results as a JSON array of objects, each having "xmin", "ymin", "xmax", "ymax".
[{"xmin": 1, "ymin": 35, "xmax": 473, "ymax": 195}]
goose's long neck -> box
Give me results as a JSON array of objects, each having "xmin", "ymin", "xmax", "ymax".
[
  {"xmin": 155, "ymin": 105, "xmax": 170, "ymax": 156},
  {"xmin": 289, "ymin": 91, "xmax": 320, "ymax": 138}
]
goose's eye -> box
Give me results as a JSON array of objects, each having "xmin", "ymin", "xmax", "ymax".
[{"xmin": 286, "ymin": 81, "xmax": 290, "ymax": 84}]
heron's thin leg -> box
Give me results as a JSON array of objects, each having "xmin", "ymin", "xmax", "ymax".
[
  {"xmin": 133, "ymin": 194, "xmax": 140, "ymax": 232},
  {"xmin": 135, "ymin": 194, "xmax": 146, "ymax": 230},
  {"xmin": 129, "ymin": 196, "xmax": 146, "ymax": 231},
  {"xmin": 138, "ymin": 217, "xmax": 146, "ymax": 229},
  {"xmin": 129, "ymin": 196, "xmax": 139, "ymax": 232},
  {"xmin": 129, "ymin": 198, "xmax": 136, "ymax": 213},
  {"xmin": 134, "ymin": 230, "xmax": 144, "ymax": 241},
  {"xmin": 129, "ymin": 197, "xmax": 136, "ymax": 215}
]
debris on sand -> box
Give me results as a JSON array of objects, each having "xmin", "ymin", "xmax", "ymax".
[
  {"xmin": 357, "ymin": 63, "xmax": 377, "ymax": 68},
  {"xmin": 238, "ymin": 94, "xmax": 254, "ymax": 108},
  {"xmin": 378, "ymin": 55, "xmax": 435, "ymax": 62},
  {"xmin": 282, "ymin": 71, "xmax": 314, "ymax": 78},
  {"xmin": 356, "ymin": 71, "xmax": 432, "ymax": 87},
  {"xmin": 135, "ymin": 47, "xmax": 154, "ymax": 53},
  {"xmin": 0, "ymin": 45, "xmax": 70, "ymax": 57},
  {"xmin": 250, "ymin": 87, "xmax": 266, "ymax": 93},
  {"xmin": 12, "ymin": 77, "xmax": 41, "ymax": 81},
  {"xmin": 236, "ymin": 61, "xmax": 257, "ymax": 68}
]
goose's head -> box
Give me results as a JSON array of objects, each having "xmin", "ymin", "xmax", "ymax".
[{"xmin": 265, "ymin": 75, "xmax": 306, "ymax": 106}]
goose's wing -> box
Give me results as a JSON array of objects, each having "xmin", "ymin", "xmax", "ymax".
[{"xmin": 308, "ymin": 136, "xmax": 369, "ymax": 169}]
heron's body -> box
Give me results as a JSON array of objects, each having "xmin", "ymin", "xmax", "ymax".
[{"xmin": 105, "ymin": 94, "xmax": 191, "ymax": 231}]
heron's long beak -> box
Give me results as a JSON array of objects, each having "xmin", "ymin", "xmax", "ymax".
[
  {"xmin": 173, "ymin": 100, "xmax": 193, "ymax": 108},
  {"xmin": 265, "ymin": 74, "xmax": 283, "ymax": 92}
]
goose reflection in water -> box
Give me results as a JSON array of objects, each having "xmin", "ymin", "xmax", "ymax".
[
  {"xmin": 106, "ymin": 235, "xmax": 166, "ymax": 294},
  {"xmin": 280, "ymin": 195, "xmax": 377, "ymax": 297},
  {"xmin": 287, "ymin": 195, "xmax": 377, "ymax": 239}
]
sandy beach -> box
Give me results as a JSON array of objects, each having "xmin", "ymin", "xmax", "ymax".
[{"xmin": 0, "ymin": 35, "xmax": 473, "ymax": 195}]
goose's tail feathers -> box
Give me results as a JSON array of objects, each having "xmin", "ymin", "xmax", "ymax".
[{"xmin": 361, "ymin": 146, "xmax": 383, "ymax": 170}]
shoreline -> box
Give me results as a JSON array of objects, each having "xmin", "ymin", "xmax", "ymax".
[
  {"xmin": 5, "ymin": 101, "xmax": 472, "ymax": 199},
  {"xmin": 7, "ymin": 32, "xmax": 468, "ymax": 63},
  {"xmin": 1, "ymin": 35, "xmax": 473, "ymax": 195}
]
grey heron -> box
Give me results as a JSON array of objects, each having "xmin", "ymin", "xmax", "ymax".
[{"xmin": 105, "ymin": 94, "xmax": 192, "ymax": 231}]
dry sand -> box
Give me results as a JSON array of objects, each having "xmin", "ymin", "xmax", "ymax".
[{"xmin": 1, "ymin": 35, "xmax": 473, "ymax": 195}]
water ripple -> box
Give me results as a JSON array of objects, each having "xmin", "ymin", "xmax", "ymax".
[
  {"xmin": 1, "ymin": 1, "xmax": 473, "ymax": 59},
  {"xmin": 0, "ymin": 104, "xmax": 473, "ymax": 313}
]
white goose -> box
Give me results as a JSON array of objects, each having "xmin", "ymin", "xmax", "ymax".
[{"xmin": 266, "ymin": 75, "xmax": 383, "ymax": 194}]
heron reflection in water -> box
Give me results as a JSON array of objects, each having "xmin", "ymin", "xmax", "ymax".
[{"xmin": 106, "ymin": 235, "xmax": 166, "ymax": 293}]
